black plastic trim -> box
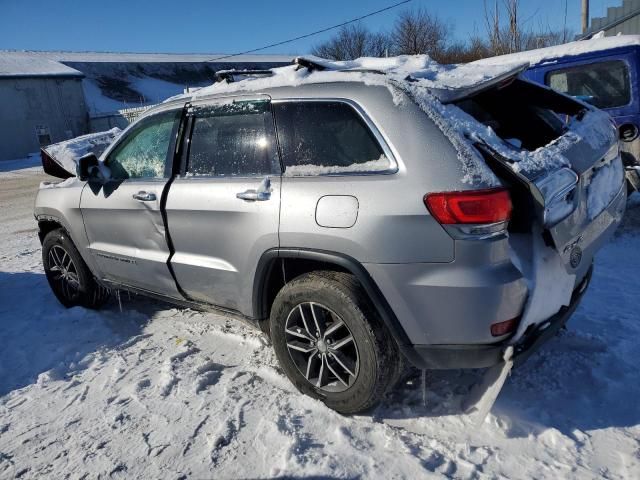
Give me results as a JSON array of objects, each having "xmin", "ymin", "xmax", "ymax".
[
  {"xmin": 411, "ymin": 264, "xmax": 594, "ymax": 370},
  {"xmin": 253, "ymin": 248, "xmax": 425, "ymax": 365}
]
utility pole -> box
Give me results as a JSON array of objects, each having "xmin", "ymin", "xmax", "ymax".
[{"xmin": 582, "ymin": 0, "xmax": 590, "ymax": 34}]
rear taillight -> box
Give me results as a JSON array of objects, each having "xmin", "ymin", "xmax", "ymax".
[
  {"xmin": 490, "ymin": 318, "xmax": 518, "ymax": 337},
  {"xmin": 424, "ymin": 188, "xmax": 512, "ymax": 225}
]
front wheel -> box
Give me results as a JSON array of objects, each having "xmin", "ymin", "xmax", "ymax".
[
  {"xmin": 42, "ymin": 228, "xmax": 110, "ymax": 309},
  {"xmin": 270, "ymin": 271, "xmax": 399, "ymax": 414}
]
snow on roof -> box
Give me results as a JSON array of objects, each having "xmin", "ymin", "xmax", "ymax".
[
  {"xmin": 0, "ymin": 52, "xmax": 83, "ymax": 78},
  {"xmin": 180, "ymin": 55, "xmax": 527, "ymax": 103},
  {"xmin": 473, "ymin": 34, "xmax": 640, "ymax": 68}
]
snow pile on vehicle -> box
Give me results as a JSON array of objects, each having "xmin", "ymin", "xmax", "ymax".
[
  {"xmin": 42, "ymin": 128, "xmax": 121, "ymax": 175},
  {"xmin": 587, "ymin": 156, "xmax": 625, "ymax": 220},
  {"xmin": 473, "ymin": 34, "xmax": 640, "ymax": 68},
  {"xmin": 175, "ymin": 54, "xmax": 615, "ymax": 187},
  {"xmin": 283, "ymin": 155, "xmax": 390, "ymax": 176}
]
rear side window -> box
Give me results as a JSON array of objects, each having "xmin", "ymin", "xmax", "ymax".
[
  {"xmin": 546, "ymin": 60, "xmax": 631, "ymax": 109},
  {"xmin": 273, "ymin": 102, "xmax": 390, "ymax": 176},
  {"xmin": 187, "ymin": 100, "xmax": 279, "ymax": 177}
]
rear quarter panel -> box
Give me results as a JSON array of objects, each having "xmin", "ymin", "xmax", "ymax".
[{"xmin": 267, "ymin": 82, "xmax": 479, "ymax": 264}]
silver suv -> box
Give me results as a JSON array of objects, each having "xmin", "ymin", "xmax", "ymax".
[{"xmin": 35, "ymin": 57, "xmax": 627, "ymax": 413}]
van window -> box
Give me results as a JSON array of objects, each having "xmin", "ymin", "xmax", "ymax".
[
  {"xmin": 546, "ymin": 60, "xmax": 631, "ymax": 109},
  {"xmin": 187, "ymin": 101, "xmax": 279, "ymax": 177},
  {"xmin": 107, "ymin": 110, "xmax": 179, "ymax": 180},
  {"xmin": 272, "ymin": 101, "xmax": 389, "ymax": 175}
]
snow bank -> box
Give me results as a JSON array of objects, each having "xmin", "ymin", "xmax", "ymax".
[{"xmin": 42, "ymin": 128, "xmax": 121, "ymax": 175}]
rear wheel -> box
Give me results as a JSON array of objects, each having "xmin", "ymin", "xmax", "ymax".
[
  {"xmin": 42, "ymin": 229, "xmax": 110, "ymax": 309},
  {"xmin": 270, "ymin": 271, "xmax": 399, "ymax": 414}
]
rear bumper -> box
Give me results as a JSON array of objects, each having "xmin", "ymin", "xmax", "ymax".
[{"xmin": 404, "ymin": 264, "xmax": 593, "ymax": 369}]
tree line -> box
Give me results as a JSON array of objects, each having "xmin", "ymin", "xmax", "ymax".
[{"xmin": 312, "ymin": 0, "xmax": 572, "ymax": 63}]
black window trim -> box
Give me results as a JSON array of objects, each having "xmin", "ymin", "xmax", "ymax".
[
  {"xmin": 544, "ymin": 58, "xmax": 633, "ymax": 109},
  {"xmin": 101, "ymin": 106, "xmax": 184, "ymax": 182},
  {"xmin": 271, "ymin": 97, "xmax": 399, "ymax": 177},
  {"xmin": 180, "ymin": 96, "xmax": 282, "ymax": 179}
]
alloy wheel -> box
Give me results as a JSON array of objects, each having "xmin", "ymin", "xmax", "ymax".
[
  {"xmin": 48, "ymin": 245, "xmax": 80, "ymax": 301},
  {"xmin": 285, "ymin": 302, "xmax": 359, "ymax": 393}
]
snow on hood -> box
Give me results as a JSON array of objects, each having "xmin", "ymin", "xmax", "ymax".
[{"xmin": 42, "ymin": 128, "xmax": 121, "ymax": 175}]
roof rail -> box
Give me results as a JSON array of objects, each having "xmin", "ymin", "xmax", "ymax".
[{"xmin": 215, "ymin": 69, "xmax": 274, "ymax": 83}]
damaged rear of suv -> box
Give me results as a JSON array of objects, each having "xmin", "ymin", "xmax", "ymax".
[{"xmin": 35, "ymin": 56, "xmax": 626, "ymax": 414}]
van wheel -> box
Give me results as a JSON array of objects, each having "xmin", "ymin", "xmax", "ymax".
[
  {"xmin": 270, "ymin": 271, "xmax": 398, "ymax": 414},
  {"xmin": 42, "ymin": 229, "xmax": 110, "ymax": 309}
]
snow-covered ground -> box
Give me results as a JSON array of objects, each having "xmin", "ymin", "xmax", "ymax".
[{"xmin": 1, "ymin": 159, "xmax": 639, "ymax": 479}]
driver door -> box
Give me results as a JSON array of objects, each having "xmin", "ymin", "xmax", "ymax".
[{"xmin": 80, "ymin": 107, "xmax": 184, "ymax": 297}]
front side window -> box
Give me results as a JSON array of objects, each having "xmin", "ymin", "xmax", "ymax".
[
  {"xmin": 546, "ymin": 60, "xmax": 631, "ymax": 109},
  {"xmin": 106, "ymin": 110, "xmax": 179, "ymax": 180},
  {"xmin": 187, "ymin": 100, "xmax": 279, "ymax": 177},
  {"xmin": 272, "ymin": 101, "xmax": 390, "ymax": 176}
]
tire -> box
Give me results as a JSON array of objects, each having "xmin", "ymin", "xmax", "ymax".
[
  {"xmin": 42, "ymin": 228, "xmax": 110, "ymax": 309},
  {"xmin": 270, "ymin": 271, "xmax": 399, "ymax": 414}
]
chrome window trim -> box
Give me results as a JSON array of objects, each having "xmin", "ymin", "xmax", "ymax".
[{"xmin": 271, "ymin": 97, "xmax": 400, "ymax": 177}]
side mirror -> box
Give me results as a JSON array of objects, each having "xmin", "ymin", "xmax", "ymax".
[{"xmin": 77, "ymin": 153, "xmax": 99, "ymax": 181}]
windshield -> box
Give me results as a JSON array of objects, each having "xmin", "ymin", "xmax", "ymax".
[{"xmin": 546, "ymin": 60, "xmax": 631, "ymax": 109}]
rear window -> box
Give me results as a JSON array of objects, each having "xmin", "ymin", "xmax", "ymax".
[
  {"xmin": 272, "ymin": 101, "xmax": 390, "ymax": 175},
  {"xmin": 546, "ymin": 60, "xmax": 631, "ymax": 109},
  {"xmin": 455, "ymin": 79, "xmax": 584, "ymax": 151}
]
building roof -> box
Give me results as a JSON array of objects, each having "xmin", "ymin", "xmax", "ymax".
[
  {"xmin": 473, "ymin": 35, "xmax": 640, "ymax": 68},
  {"xmin": 0, "ymin": 50, "xmax": 292, "ymax": 66},
  {"xmin": 0, "ymin": 52, "xmax": 84, "ymax": 78}
]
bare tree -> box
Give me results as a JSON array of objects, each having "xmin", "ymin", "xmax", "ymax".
[
  {"xmin": 391, "ymin": 8, "xmax": 450, "ymax": 59},
  {"xmin": 311, "ymin": 3, "xmax": 572, "ymax": 64},
  {"xmin": 481, "ymin": 0, "xmax": 572, "ymax": 57},
  {"xmin": 312, "ymin": 24, "xmax": 392, "ymax": 60}
]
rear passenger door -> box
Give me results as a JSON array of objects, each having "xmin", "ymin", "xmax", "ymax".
[{"xmin": 165, "ymin": 95, "xmax": 281, "ymax": 314}]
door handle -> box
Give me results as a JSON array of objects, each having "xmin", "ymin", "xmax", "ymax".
[
  {"xmin": 236, "ymin": 190, "xmax": 270, "ymax": 201},
  {"xmin": 236, "ymin": 177, "xmax": 272, "ymax": 201},
  {"xmin": 132, "ymin": 191, "xmax": 156, "ymax": 201}
]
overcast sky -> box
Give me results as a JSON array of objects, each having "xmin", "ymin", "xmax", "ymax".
[{"xmin": 0, "ymin": 0, "xmax": 622, "ymax": 54}]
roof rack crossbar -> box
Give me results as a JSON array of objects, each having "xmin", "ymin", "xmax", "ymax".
[
  {"xmin": 215, "ymin": 69, "xmax": 274, "ymax": 83},
  {"xmin": 293, "ymin": 57, "xmax": 327, "ymax": 72}
]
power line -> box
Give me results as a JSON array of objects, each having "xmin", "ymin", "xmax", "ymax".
[{"xmin": 206, "ymin": 0, "xmax": 413, "ymax": 62}]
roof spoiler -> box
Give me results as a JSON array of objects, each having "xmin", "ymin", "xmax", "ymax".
[{"xmin": 426, "ymin": 62, "xmax": 530, "ymax": 103}]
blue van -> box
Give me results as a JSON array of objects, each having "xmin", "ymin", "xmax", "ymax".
[{"xmin": 477, "ymin": 35, "xmax": 640, "ymax": 192}]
